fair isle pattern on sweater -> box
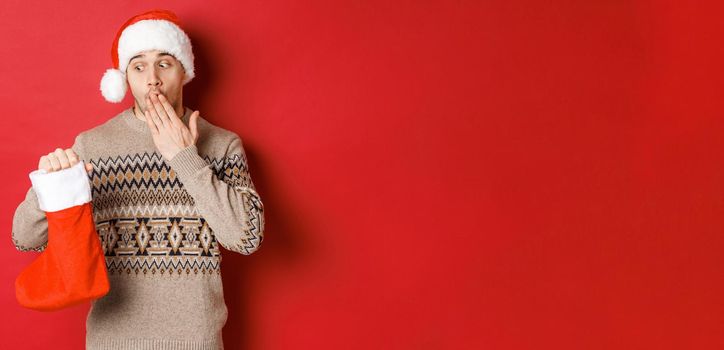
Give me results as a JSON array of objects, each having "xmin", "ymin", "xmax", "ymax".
[{"xmin": 90, "ymin": 150, "xmax": 263, "ymax": 275}]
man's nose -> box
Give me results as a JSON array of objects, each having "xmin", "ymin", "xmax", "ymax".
[{"xmin": 147, "ymin": 68, "xmax": 162, "ymax": 87}]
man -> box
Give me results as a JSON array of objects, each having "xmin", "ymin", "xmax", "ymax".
[{"xmin": 11, "ymin": 9, "xmax": 265, "ymax": 349}]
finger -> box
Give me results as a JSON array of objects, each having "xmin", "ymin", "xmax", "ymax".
[
  {"xmin": 47, "ymin": 153, "xmax": 61, "ymax": 171},
  {"xmin": 38, "ymin": 155, "xmax": 50, "ymax": 171},
  {"xmin": 144, "ymin": 107, "xmax": 160, "ymax": 134},
  {"xmin": 85, "ymin": 163, "xmax": 93, "ymax": 174},
  {"xmin": 146, "ymin": 96, "xmax": 166, "ymax": 131},
  {"xmin": 156, "ymin": 93, "xmax": 184, "ymax": 129},
  {"xmin": 149, "ymin": 93, "xmax": 171, "ymax": 129},
  {"xmin": 146, "ymin": 96, "xmax": 164, "ymax": 129},
  {"xmin": 65, "ymin": 149, "xmax": 79, "ymax": 166},
  {"xmin": 54, "ymin": 148, "xmax": 71, "ymax": 169},
  {"xmin": 189, "ymin": 110, "xmax": 200, "ymax": 142}
]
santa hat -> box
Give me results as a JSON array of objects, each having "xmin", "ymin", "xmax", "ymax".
[{"xmin": 100, "ymin": 9, "xmax": 195, "ymax": 103}]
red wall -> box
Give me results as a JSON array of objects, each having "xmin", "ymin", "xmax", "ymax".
[{"xmin": 1, "ymin": 1, "xmax": 722, "ymax": 349}]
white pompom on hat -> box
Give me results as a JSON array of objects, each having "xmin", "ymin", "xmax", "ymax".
[{"xmin": 100, "ymin": 9, "xmax": 195, "ymax": 103}]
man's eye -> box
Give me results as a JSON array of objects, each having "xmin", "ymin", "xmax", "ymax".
[
  {"xmin": 159, "ymin": 62, "xmax": 169, "ymax": 68},
  {"xmin": 134, "ymin": 66, "xmax": 142, "ymax": 71}
]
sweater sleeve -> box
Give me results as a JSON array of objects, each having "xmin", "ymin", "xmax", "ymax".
[
  {"xmin": 11, "ymin": 187, "xmax": 48, "ymax": 252},
  {"xmin": 167, "ymin": 136, "xmax": 265, "ymax": 255},
  {"xmin": 11, "ymin": 133, "xmax": 86, "ymax": 252}
]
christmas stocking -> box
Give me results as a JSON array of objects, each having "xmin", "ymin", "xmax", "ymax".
[{"xmin": 15, "ymin": 160, "xmax": 110, "ymax": 311}]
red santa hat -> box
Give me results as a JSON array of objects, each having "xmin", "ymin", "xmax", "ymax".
[{"xmin": 100, "ymin": 9, "xmax": 195, "ymax": 103}]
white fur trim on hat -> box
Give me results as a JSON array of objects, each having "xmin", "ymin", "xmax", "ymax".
[
  {"xmin": 100, "ymin": 68, "xmax": 127, "ymax": 103},
  {"xmin": 117, "ymin": 19, "xmax": 195, "ymax": 84}
]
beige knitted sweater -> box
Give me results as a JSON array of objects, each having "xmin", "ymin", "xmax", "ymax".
[{"xmin": 11, "ymin": 106, "xmax": 265, "ymax": 350}]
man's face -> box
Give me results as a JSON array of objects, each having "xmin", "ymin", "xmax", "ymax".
[{"xmin": 126, "ymin": 49, "xmax": 185, "ymax": 112}]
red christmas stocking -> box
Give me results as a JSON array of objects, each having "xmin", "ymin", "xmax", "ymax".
[{"xmin": 15, "ymin": 160, "xmax": 110, "ymax": 311}]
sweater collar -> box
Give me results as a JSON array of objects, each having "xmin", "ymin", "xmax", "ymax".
[{"xmin": 122, "ymin": 105, "xmax": 193, "ymax": 133}]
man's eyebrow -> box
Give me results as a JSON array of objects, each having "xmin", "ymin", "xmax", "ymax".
[{"xmin": 129, "ymin": 52, "xmax": 174, "ymax": 62}]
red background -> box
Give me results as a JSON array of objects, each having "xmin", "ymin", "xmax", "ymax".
[{"xmin": 1, "ymin": 1, "xmax": 723, "ymax": 349}]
